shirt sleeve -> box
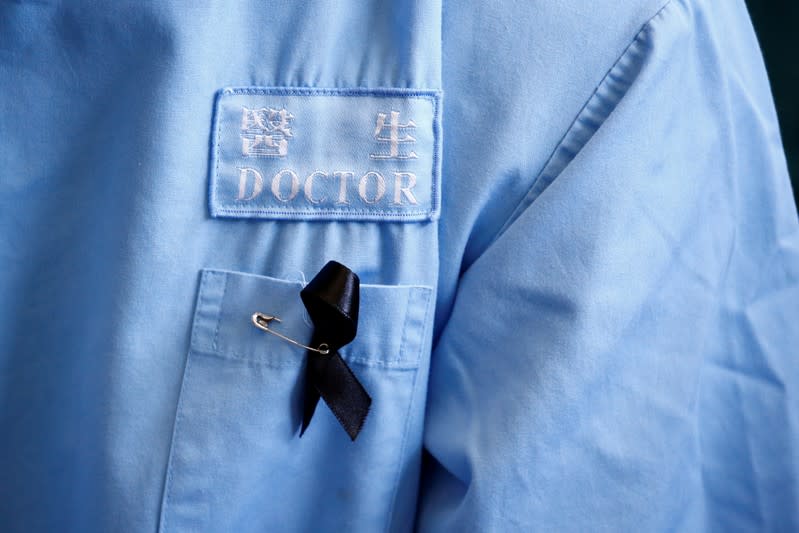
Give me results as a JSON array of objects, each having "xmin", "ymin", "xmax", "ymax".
[{"xmin": 417, "ymin": 1, "xmax": 799, "ymax": 530}]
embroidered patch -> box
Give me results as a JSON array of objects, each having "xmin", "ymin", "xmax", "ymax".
[{"xmin": 209, "ymin": 87, "xmax": 441, "ymax": 221}]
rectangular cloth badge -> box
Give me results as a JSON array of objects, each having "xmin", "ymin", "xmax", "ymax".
[{"xmin": 209, "ymin": 87, "xmax": 441, "ymax": 222}]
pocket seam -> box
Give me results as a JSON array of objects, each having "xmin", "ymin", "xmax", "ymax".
[
  {"xmin": 211, "ymin": 271, "xmax": 229, "ymax": 353},
  {"xmin": 396, "ymin": 286, "xmax": 415, "ymax": 365},
  {"xmin": 193, "ymin": 346, "xmax": 422, "ymax": 370},
  {"xmin": 159, "ymin": 271, "xmax": 214, "ymax": 533},
  {"xmin": 384, "ymin": 279, "xmax": 435, "ymax": 531}
]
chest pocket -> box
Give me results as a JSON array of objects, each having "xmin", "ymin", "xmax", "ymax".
[{"xmin": 158, "ymin": 269, "xmax": 434, "ymax": 533}]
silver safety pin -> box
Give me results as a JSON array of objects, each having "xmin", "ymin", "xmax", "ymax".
[{"xmin": 251, "ymin": 312, "xmax": 330, "ymax": 355}]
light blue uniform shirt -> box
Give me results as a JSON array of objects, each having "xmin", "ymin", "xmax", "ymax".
[{"xmin": 1, "ymin": 0, "xmax": 797, "ymax": 531}]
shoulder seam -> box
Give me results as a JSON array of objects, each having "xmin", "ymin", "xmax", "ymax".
[{"xmin": 486, "ymin": 0, "xmax": 677, "ymax": 247}]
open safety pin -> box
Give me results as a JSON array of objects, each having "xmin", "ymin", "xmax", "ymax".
[{"xmin": 251, "ymin": 312, "xmax": 330, "ymax": 355}]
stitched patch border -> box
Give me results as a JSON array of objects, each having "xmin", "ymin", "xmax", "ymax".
[{"xmin": 208, "ymin": 87, "xmax": 442, "ymax": 222}]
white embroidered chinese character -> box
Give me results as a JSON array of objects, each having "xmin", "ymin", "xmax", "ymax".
[
  {"xmin": 240, "ymin": 107, "xmax": 294, "ymax": 157},
  {"xmin": 369, "ymin": 111, "xmax": 418, "ymax": 160}
]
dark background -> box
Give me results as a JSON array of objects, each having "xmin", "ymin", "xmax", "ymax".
[{"xmin": 745, "ymin": 1, "xmax": 798, "ymax": 210}]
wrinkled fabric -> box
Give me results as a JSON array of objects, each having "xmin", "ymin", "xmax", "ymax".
[{"xmin": 1, "ymin": 0, "xmax": 797, "ymax": 532}]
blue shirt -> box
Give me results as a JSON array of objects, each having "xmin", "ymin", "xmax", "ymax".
[{"xmin": 1, "ymin": 0, "xmax": 797, "ymax": 531}]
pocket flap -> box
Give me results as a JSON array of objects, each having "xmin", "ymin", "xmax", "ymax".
[{"xmin": 190, "ymin": 269, "xmax": 433, "ymax": 368}]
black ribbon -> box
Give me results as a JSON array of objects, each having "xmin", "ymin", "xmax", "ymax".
[{"xmin": 299, "ymin": 260, "xmax": 371, "ymax": 441}]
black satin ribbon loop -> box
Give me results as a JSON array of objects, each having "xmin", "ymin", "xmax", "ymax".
[{"xmin": 299, "ymin": 260, "xmax": 371, "ymax": 441}]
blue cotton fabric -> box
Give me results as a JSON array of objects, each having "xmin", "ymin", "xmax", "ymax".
[{"xmin": 1, "ymin": 0, "xmax": 797, "ymax": 531}]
